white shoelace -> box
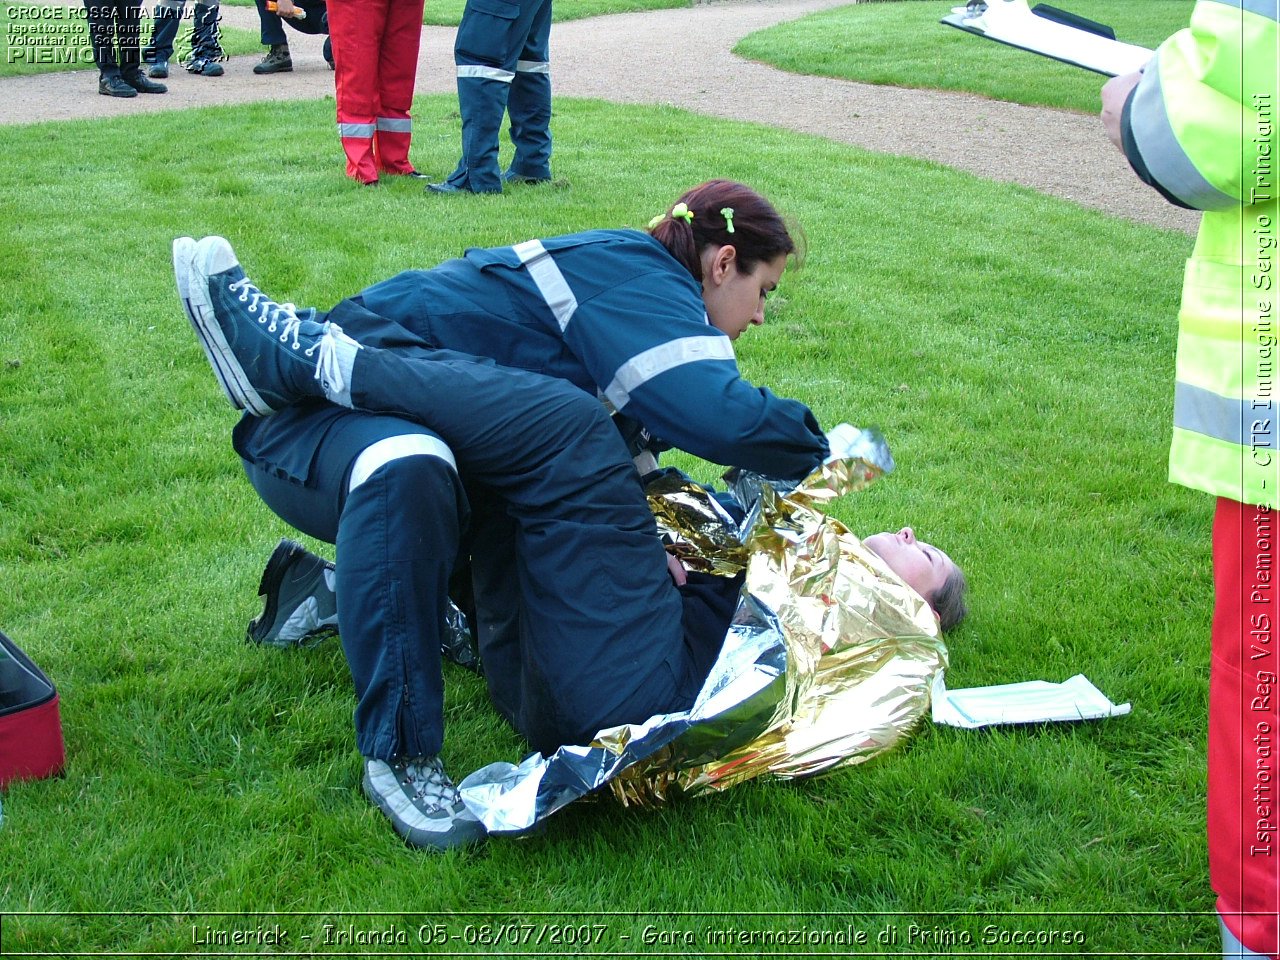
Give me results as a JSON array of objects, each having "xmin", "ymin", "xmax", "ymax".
[
  {"xmin": 229, "ymin": 276, "xmax": 350, "ymax": 398},
  {"xmin": 313, "ymin": 323, "xmax": 348, "ymax": 398},
  {"xmin": 228, "ymin": 277, "xmax": 315, "ymax": 354}
]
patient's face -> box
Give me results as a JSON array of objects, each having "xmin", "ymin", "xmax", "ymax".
[{"xmin": 863, "ymin": 527, "xmax": 956, "ymax": 602}]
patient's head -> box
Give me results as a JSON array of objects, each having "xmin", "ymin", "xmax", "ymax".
[{"xmin": 863, "ymin": 527, "xmax": 968, "ymax": 632}]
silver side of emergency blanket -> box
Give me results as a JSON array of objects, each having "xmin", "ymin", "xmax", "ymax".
[{"xmin": 458, "ymin": 428, "xmax": 948, "ymax": 834}]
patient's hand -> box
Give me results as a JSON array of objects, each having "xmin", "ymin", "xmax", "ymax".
[{"xmin": 666, "ymin": 551, "xmax": 687, "ymax": 586}]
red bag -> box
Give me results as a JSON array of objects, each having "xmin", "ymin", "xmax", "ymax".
[{"xmin": 0, "ymin": 631, "xmax": 65, "ymax": 786}]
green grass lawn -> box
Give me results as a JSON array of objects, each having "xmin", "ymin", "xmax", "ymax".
[
  {"xmin": 735, "ymin": 0, "xmax": 1195, "ymax": 112},
  {"xmin": 217, "ymin": 0, "xmax": 690, "ymax": 28},
  {"xmin": 0, "ymin": 96, "xmax": 1210, "ymax": 953},
  {"xmin": 0, "ymin": 2, "xmax": 260, "ymax": 77}
]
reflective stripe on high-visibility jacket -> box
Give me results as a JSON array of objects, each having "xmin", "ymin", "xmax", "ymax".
[{"xmin": 1123, "ymin": 0, "xmax": 1279, "ymax": 507}]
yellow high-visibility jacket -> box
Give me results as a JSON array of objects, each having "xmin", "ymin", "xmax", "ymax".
[{"xmin": 1122, "ymin": 0, "xmax": 1280, "ymax": 507}]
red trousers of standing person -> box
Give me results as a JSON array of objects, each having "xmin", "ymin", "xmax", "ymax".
[
  {"xmin": 327, "ymin": 0, "xmax": 424, "ymax": 184},
  {"xmin": 1212, "ymin": 498, "xmax": 1280, "ymax": 957}
]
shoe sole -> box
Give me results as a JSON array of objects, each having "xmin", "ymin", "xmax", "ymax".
[
  {"xmin": 246, "ymin": 538, "xmax": 338, "ymax": 646},
  {"xmin": 173, "ymin": 237, "xmax": 276, "ymax": 417}
]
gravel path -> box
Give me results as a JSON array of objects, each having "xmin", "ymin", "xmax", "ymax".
[{"xmin": 0, "ymin": 0, "xmax": 1198, "ymax": 232}]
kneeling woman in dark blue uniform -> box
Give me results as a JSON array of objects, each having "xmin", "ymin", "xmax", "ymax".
[{"xmin": 174, "ymin": 181, "xmax": 903, "ymax": 852}]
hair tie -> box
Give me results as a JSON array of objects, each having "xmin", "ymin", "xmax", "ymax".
[
  {"xmin": 648, "ymin": 203, "xmax": 695, "ymax": 230},
  {"xmin": 720, "ymin": 207, "xmax": 735, "ymax": 234}
]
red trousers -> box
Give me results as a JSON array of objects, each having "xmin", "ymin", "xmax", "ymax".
[
  {"xmin": 327, "ymin": 0, "xmax": 424, "ymax": 183},
  {"xmin": 1212, "ymin": 497, "xmax": 1280, "ymax": 957}
]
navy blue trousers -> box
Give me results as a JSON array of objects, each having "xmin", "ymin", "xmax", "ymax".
[
  {"xmin": 254, "ymin": 0, "xmax": 328, "ymax": 47},
  {"xmin": 447, "ymin": 0, "xmax": 552, "ymax": 191},
  {"xmin": 237, "ymin": 351, "xmax": 735, "ymax": 758}
]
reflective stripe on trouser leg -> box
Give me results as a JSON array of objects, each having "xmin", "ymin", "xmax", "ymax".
[
  {"xmin": 375, "ymin": 119, "xmax": 414, "ymax": 176},
  {"xmin": 340, "ymin": 438, "xmax": 464, "ymax": 761},
  {"xmin": 328, "ymin": 0, "xmax": 389, "ymax": 183},
  {"xmin": 372, "ymin": 0, "xmax": 423, "ymax": 174},
  {"xmin": 1210, "ymin": 498, "xmax": 1280, "ymax": 959},
  {"xmin": 445, "ymin": 74, "xmax": 511, "ymax": 192},
  {"xmin": 344, "ymin": 345, "xmax": 697, "ymax": 753}
]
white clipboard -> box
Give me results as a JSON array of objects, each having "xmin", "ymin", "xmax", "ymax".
[{"xmin": 941, "ymin": 0, "xmax": 1154, "ymax": 77}]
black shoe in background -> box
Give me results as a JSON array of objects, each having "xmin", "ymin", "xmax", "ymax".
[
  {"xmin": 122, "ymin": 70, "xmax": 168, "ymax": 93},
  {"xmin": 99, "ymin": 74, "xmax": 139, "ymax": 97}
]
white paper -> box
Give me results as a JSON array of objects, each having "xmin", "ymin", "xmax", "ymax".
[
  {"xmin": 931, "ymin": 671, "xmax": 1131, "ymax": 728},
  {"xmin": 944, "ymin": 0, "xmax": 1154, "ymax": 77}
]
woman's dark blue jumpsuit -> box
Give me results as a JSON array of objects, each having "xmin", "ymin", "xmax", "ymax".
[{"xmin": 235, "ymin": 229, "xmax": 828, "ymax": 757}]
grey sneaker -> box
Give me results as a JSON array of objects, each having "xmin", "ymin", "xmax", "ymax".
[
  {"xmin": 247, "ymin": 539, "xmax": 338, "ymax": 647},
  {"xmin": 362, "ymin": 757, "xmax": 487, "ymax": 851},
  {"xmin": 175, "ymin": 235, "xmax": 354, "ymax": 416}
]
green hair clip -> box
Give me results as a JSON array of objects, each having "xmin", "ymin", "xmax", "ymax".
[
  {"xmin": 720, "ymin": 207, "xmax": 735, "ymax": 234},
  {"xmin": 648, "ymin": 202, "xmax": 695, "ymax": 230}
]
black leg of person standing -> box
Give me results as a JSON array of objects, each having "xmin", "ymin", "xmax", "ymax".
[{"xmin": 85, "ymin": 0, "xmax": 168, "ymax": 97}]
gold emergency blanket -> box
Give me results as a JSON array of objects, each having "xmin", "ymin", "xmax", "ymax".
[{"xmin": 458, "ymin": 432, "xmax": 948, "ymax": 833}]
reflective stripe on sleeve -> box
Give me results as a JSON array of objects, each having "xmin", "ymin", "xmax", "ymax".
[
  {"xmin": 1174, "ymin": 381, "xmax": 1276, "ymax": 450},
  {"xmin": 338, "ymin": 122, "xmax": 375, "ymax": 138},
  {"xmin": 604, "ymin": 336, "xmax": 736, "ymax": 410},
  {"xmin": 513, "ymin": 239, "xmax": 578, "ymax": 332},
  {"xmin": 349, "ymin": 434, "xmax": 458, "ymax": 492},
  {"xmin": 457, "ymin": 65, "xmax": 515, "ymax": 82},
  {"xmin": 1127, "ymin": 63, "xmax": 1237, "ymax": 211}
]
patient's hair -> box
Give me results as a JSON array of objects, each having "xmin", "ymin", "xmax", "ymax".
[
  {"xmin": 647, "ymin": 179, "xmax": 805, "ymax": 282},
  {"xmin": 930, "ymin": 566, "xmax": 969, "ymax": 633}
]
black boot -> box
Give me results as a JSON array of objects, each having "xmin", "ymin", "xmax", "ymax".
[{"xmin": 253, "ymin": 42, "xmax": 292, "ymax": 74}]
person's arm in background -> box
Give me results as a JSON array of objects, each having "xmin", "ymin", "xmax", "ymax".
[{"xmin": 1101, "ymin": 2, "xmax": 1269, "ymax": 213}]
